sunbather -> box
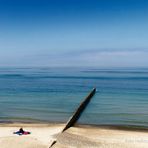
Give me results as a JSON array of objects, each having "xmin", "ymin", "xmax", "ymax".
[{"xmin": 13, "ymin": 128, "xmax": 31, "ymax": 135}]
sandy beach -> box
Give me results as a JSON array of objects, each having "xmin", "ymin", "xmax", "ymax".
[
  {"xmin": 0, "ymin": 123, "xmax": 148, "ymax": 148},
  {"xmin": 0, "ymin": 123, "xmax": 63, "ymax": 148}
]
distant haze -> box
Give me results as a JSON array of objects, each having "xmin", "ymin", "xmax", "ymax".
[{"xmin": 0, "ymin": 0, "xmax": 148, "ymax": 67}]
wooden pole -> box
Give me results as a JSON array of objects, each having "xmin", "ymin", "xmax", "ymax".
[
  {"xmin": 62, "ymin": 88, "xmax": 96, "ymax": 132},
  {"xmin": 49, "ymin": 88, "xmax": 96, "ymax": 147}
]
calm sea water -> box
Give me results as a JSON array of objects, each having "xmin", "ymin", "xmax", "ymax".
[{"xmin": 0, "ymin": 67, "xmax": 148, "ymax": 127}]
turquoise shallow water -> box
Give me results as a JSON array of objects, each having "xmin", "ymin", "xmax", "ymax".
[{"xmin": 0, "ymin": 67, "xmax": 148, "ymax": 127}]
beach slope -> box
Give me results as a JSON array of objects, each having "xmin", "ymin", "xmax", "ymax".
[{"xmin": 1, "ymin": 124, "xmax": 148, "ymax": 148}]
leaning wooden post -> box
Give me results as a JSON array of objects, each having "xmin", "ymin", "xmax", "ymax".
[
  {"xmin": 49, "ymin": 88, "xmax": 96, "ymax": 148},
  {"xmin": 62, "ymin": 88, "xmax": 96, "ymax": 132}
]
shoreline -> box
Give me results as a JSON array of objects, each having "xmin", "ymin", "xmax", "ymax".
[
  {"xmin": 1, "ymin": 123, "xmax": 148, "ymax": 147},
  {"xmin": 1, "ymin": 121, "xmax": 148, "ymax": 131}
]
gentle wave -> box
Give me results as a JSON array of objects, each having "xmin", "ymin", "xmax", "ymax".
[
  {"xmin": 1, "ymin": 74, "xmax": 148, "ymax": 80},
  {"xmin": 82, "ymin": 70, "xmax": 148, "ymax": 74}
]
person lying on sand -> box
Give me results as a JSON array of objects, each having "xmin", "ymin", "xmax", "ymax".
[{"xmin": 13, "ymin": 128, "xmax": 31, "ymax": 135}]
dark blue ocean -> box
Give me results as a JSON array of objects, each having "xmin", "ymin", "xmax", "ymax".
[{"xmin": 0, "ymin": 67, "xmax": 148, "ymax": 127}]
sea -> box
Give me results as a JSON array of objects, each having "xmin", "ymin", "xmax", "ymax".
[{"xmin": 0, "ymin": 67, "xmax": 148, "ymax": 128}]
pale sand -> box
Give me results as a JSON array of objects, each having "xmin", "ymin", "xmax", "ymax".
[
  {"xmin": 53, "ymin": 125, "xmax": 148, "ymax": 148},
  {"xmin": 1, "ymin": 124, "xmax": 148, "ymax": 148},
  {"xmin": 0, "ymin": 123, "xmax": 64, "ymax": 148}
]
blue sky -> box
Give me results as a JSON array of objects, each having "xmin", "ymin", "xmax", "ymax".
[{"xmin": 0, "ymin": 0, "xmax": 148, "ymax": 67}]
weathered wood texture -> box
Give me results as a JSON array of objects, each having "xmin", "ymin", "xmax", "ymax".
[
  {"xmin": 49, "ymin": 88, "xmax": 96, "ymax": 148},
  {"xmin": 62, "ymin": 88, "xmax": 96, "ymax": 132}
]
